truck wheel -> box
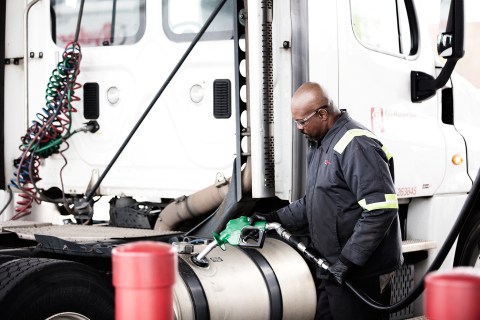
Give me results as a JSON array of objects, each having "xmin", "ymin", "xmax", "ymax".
[
  {"xmin": 454, "ymin": 214, "xmax": 480, "ymax": 267},
  {"xmin": 46, "ymin": 313, "xmax": 91, "ymax": 320},
  {"xmin": 0, "ymin": 258, "xmax": 114, "ymax": 320},
  {"xmin": 0, "ymin": 254, "xmax": 20, "ymax": 266}
]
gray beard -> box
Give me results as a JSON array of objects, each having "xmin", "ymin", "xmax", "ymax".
[{"xmin": 304, "ymin": 133, "xmax": 316, "ymax": 142}]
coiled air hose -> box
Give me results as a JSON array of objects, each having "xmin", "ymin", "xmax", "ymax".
[
  {"xmin": 3, "ymin": 42, "xmax": 82, "ymax": 219},
  {"xmin": 273, "ymin": 166, "xmax": 480, "ymax": 312},
  {"xmin": 0, "ymin": 0, "xmax": 87, "ymax": 219}
]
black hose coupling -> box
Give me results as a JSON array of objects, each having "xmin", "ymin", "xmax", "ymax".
[{"xmin": 77, "ymin": 120, "xmax": 100, "ymax": 133}]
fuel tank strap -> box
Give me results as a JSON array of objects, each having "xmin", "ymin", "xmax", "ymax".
[
  {"xmin": 239, "ymin": 248, "xmax": 283, "ymax": 320},
  {"xmin": 178, "ymin": 257, "xmax": 210, "ymax": 320}
]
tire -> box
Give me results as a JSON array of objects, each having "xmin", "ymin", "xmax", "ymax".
[
  {"xmin": 0, "ymin": 258, "xmax": 114, "ymax": 320},
  {"xmin": 454, "ymin": 213, "xmax": 480, "ymax": 267},
  {"xmin": 0, "ymin": 255, "xmax": 20, "ymax": 266}
]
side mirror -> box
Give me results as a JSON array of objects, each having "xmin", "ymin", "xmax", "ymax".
[
  {"xmin": 411, "ymin": 0, "xmax": 464, "ymax": 102},
  {"xmin": 437, "ymin": 0, "xmax": 465, "ymax": 59}
]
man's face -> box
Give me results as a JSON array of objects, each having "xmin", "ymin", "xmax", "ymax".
[{"xmin": 291, "ymin": 99, "xmax": 328, "ymax": 142}]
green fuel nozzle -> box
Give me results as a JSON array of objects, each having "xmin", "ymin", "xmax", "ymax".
[
  {"xmin": 213, "ymin": 216, "xmax": 267, "ymax": 250},
  {"xmin": 191, "ymin": 217, "xmax": 332, "ymax": 273},
  {"xmin": 192, "ymin": 216, "xmax": 267, "ymax": 267}
]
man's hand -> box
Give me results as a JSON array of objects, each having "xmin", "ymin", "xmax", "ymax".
[
  {"xmin": 248, "ymin": 212, "xmax": 269, "ymax": 225},
  {"xmin": 327, "ymin": 259, "xmax": 350, "ymax": 286}
]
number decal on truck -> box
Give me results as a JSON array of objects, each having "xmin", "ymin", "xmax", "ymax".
[{"xmin": 396, "ymin": 187, "xmax": 417, "ymax": 197}]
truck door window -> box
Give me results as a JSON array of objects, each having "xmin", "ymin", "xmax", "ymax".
[
  {"xmin": 162, "ymin": 0, "xmax": 234, "ymax": 42},
  {"xmin": 351, "ymin": 0, "xmax": 415, "ymax": 57},
  {"xmin": 50, "ymin": 0, "xmax": 146, "ymax": 47}
]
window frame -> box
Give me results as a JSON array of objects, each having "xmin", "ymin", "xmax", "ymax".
[
  {"xmin": 349, "ymin": 0, "xmax": 419, "ymax": 60},
  {"xmin": 162, "ymin": 0, "xmax": 233, "ymax": 43},
  {"xmin": 50, "ymin": 0, "xmax": 147, "ymax": 48}
]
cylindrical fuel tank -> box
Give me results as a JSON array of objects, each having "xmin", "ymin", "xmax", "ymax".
[{"xmin": 173, "ymin": 238, "xmax": 317, "ymax": 320}]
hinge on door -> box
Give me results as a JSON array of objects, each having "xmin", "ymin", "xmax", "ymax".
[
  {"xmin": 4, "ymin": 57, "xmax": 24, "ymax": 65},
  {"xmin": 233, "ymin": 0, "xmax": 249, "ymax": 202}
]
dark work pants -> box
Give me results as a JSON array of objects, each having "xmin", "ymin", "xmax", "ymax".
[{"xmin": 315, "ymin": 277, "xmax": 391, "ymax": 320}]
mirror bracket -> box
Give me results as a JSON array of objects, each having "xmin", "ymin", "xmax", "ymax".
[
  {"xmin": 411, "ymin": 71, "xmax": 436, "ymax": 102},
  {"xmin": 411, "ymin": 59, "xmax": 458, "ymax": 103},
  {"xmin": 411, "ymin": 0, "xmax": 464, "ymax": 103}
]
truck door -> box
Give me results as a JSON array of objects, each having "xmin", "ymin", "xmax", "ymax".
[
  {"xmin": 7, "ymin": 0, "xmax": 236, "ymax": 203},
  {"xmin": 330, "ymin": 0, "xmax": 446, "ymax": 197}
]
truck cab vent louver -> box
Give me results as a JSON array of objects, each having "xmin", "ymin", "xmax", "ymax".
[
  {"xmin": 213, "ymin": 79, "xmax": 231, "ymax": 119},
  {"xmin": 83, "ymin": 82, "xmax": 99, "ymax": 119}
]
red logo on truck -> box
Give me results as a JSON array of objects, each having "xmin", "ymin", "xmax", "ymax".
[{"xmin": 371, "ymin": 108, "xmax": 385, "ymax": 133}]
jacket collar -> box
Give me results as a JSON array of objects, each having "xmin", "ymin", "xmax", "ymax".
[{"xmin": 318, "ymin": 110, "xmax": 350, "ymax": 151}]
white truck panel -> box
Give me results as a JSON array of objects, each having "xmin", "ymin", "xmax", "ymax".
[
  {"xmin": 336, "ymin": 0, "xmax": 446, "ymax": 198},
  {"xmin": 435, "ymin": 80, "xmax": 472, "ymax": 194},
  {"xmin": 407, "ymin": 194, "xmax": 467, "ymax": 316},
  {"xmin": 10, "ymin": 0, "xmax": 237, "ymax": 200},
  {"xmin": 308, "ymin": 0, "xmax": 339, "ymax": 107},
  {"xmin": 450, "ymin": 72, "xmax": 480, "ymax": 181},
  {"xmin": 273, "ymin": 0, "xmax": 293, "ymax": 201}
]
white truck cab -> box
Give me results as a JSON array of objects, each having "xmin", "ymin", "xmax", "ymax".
[{"xmin": 0, "ymin": 0, "xmax": 479, "ymax": 319}]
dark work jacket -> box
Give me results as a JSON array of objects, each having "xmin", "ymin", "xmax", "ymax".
[{"xmin": 277, "ymin": 111, "xmax": 403, "ymax": 280}]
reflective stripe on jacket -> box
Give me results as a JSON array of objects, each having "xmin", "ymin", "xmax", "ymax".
[{"xmin": 276, "ymin": 111, "xmax": 403, "ymax": 280}]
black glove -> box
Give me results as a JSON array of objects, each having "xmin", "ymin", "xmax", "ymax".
[
  {"xmin": 248, "ymin": 212, "xmax": 279, "ymax": 226},
  {"xmin": 327, "ymin": 259, "xmax": 350, "ymax": 286}
]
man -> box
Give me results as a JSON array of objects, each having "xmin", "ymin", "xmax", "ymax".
[{"xmin": 250, "ymin": 82, "xmax": 403, "ymax": 320}]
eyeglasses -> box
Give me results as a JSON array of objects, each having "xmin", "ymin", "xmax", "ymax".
[{"xmin": 294, "ymin": 105, "xmax": 328, "ymax": 128}]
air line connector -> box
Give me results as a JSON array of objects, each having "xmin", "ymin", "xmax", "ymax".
[{"xmin": 77, "ymin": 120, "xmax": 100, "ymax": 133}]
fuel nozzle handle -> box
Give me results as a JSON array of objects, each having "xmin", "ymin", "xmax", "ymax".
[
  {"xmin": 266, "ymin": 222, "xmax": 330, "ymax": 270},
  {"xmin": 192, "ymin": 216, "xmax": 265, "ymax": 267}
]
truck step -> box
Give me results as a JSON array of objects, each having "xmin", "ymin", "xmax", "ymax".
[
  {"xmin": 2, "ymin": 224, "xmax": 181, "ymax": 242},
  {"xmin": 0, "ymin": 220, "xmax": 52, "ymax": 232},
  {"xmin": 402, "ymin": 239, "xmax": 437, "ymax": 253}
]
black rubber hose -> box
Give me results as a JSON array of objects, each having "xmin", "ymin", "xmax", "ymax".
[
  {"xmin": 0, "ymin": 187, "xmax": 13, "ymax": 215},
  {"xmin": 73, "ymin": 0, "xmax": 86, "ymax": 45},
  {"xmin": 303, "ymin": 247, "xmax": 320, "ymax": 265},
  {"xmin": 110, "ymin": 0, "xmax": 117, "ymax": 44},
  {"xmin": 346, "ymin": 166, "xmax": 480, "ymax": 312},
  {"xmin": 287, "ymin": 235, "xmax": 302, "ymax": 246}
]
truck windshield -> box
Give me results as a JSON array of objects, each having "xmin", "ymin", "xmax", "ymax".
[{"xmin": 50, "ymin": 0, "xmax": 146, "ymax": 47}]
